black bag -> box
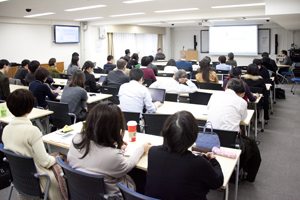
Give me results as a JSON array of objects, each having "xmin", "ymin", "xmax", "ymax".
[
  {"xmin": 0, "ymin": 153, "xmax": 11, "ymax": 189},
  {"xmin": 275, "ymin": 88, "xmax": 286, "ymax": 99}
]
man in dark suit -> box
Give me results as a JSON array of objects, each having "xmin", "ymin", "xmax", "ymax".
[
  {"xmin": 124, "ymin": 49, "xmax": 131, "ymax": 61},
  {"xmin": 261, "ymin": 52, "xmax": 278, "ymax": 72},
  {"xmin": 14, "ymin": 59, "xmax": 29, "ymax": 85},
  {"xmin": 176, "ymin": 52, "xmax": 193, "ymax": 74},
  {"xmin": 103, "ymin": 55, "xmax": 116, "ymax": 73},
  {"xmin": 102, "ymin": 59, "xmax": 130, "ymax": 88}
]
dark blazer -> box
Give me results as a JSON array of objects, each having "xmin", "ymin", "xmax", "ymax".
[
  {"xmin": 84, "ymin": 71, "xmax": 100, "ymax": 92},
  {"xmin": 102, "ymin": 70, "xmax": 130, "ymax": 89},
  {"xmin": 147, "ymin": 63, "xmax": 158, "ymax": 76},
  {"xmin": 14, "ymin": 67, "xmax": 29, "ymax": 85},
  {"xmin": 259, "ymin": 65, "xmax": 270, "ymax": 82},
  {"xmin": 282, "ymin": 56, "xmax": 292, "ymax": 65},
  {"xmin": 29, "ymin": 80, "xmax": 58, "ymax": 108},
  {"xmin": 103, "ymin": 63, "xmax": 116, "ymax": 74},
  {"xmin": 0, "ymin": 72, "xmax": 10, "ymax": 100},
  {"xmin": 176, "ymin": 60, "xmax": 193, "ymax": 73},
  {"xmin": 127, "ymin": 60, "xmax": 138, "ymax": 69}
]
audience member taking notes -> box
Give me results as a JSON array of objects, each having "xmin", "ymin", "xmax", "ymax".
[
  {"xmin": 82, "ymin": 61, "xmax": 100, "ymax": 93},
  {"xmin": 196, "ymin": 59, "xmax": 219, "ymax": 83},
  {"xmin": 0, "ymin": 59, "xmax": 10, "ymax": 100}
]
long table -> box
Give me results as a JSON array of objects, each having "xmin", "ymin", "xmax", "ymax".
[
  {"xmin": 42, "ymin": 121, "xmax": 241, "ymax": 200},
  {"xmin": 56, "ymin": 92, "xmax": 112, "ymax": 104}
]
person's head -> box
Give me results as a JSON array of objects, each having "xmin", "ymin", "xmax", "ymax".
[
  {"xmin": 107, "ymin": 55, "xmax": 113, "ymax": 63},
  {"xmin": 28, "ymin": 60, "xmax": 40, "ymax": 73},
  {"xmin": 6, "ymin": 89, "xmax": 35, "ymax": 117},
  {"xmin": 247, "ymin": 64, "xmax": 259, "ymax": 76},
  {"xmin": 129, "ymin": 68, "xmax": 144, "ymax": 82},
  {"xmin": 82, "ymin": 61, "xmax": 94, "ymax": 72},
  {"xmin": 69, "ymin": 70, "xmax": 85, "ymax": 88},
  {"xmin": 117, "ymin": 59, "xmax": 127, "ymax": 70},
  {"xmin": 161, "ymin": 111, "xmax": 198, "ymax": 155},
  {"xmin": 218, "ymin": 56, "xmax": 226, "ymax": 63},
  {"xmin": 131, "ymin": 53, "xmax": 139, "ymax": 61},
  {"xmin": 281, "ymin": 50, "xmax": 287, "ymax": 57},
  {"xmin": 166, "ymin": 59, "xmax": 176, "ymax": 66},
  {"xmin": 71, "ymin": 56, "xmax": 79, "ymax": 66},
  {"xmin": 199, "ymin": 59, "xmax": 211, "ymax": 82},
  {"xmin": 72, "ymin": 52, "xmax": 79, "ymax": 57},
  {"xmin": 125, "ymin": 49, "xmax": 130, "ymax": 55},
  {"xmin": 157, "ymin": 48, "xmax": 162, "ymax": 53},
  {"xmin": 261, "ymin": 52, "xmax": 269, "ymax": 58},
  {"xmin": 141, "ymin": 56, "xmax": 151, "ymax": 66},
  {"xmin": 226, "ymin": 78, "xmax": 245, "ymax": 97},
  {"xmin": 148, "ymin": 55, "xmax": 154, "ymax": 63},
  {"xmin": 0, "ymin": 59, "xmax": 10, "ymax": 73},
  {"xmin": 21, "ymin": 59, "xmax": 30, "ymax": 69},
  {"xmin": 180, "ymin": 52, "xmax": 186, "ymax": 59},
  {"xmin": 203, "ymin": 56, "xmax": 211, "ymax": 64},
  {"xmin": 262, "ymin": 56, "xmax": 270, "ymax": 64},
  {"xmin": 229, "ymin": 67, "xmax": 242, "ymax": 79},
  {"xmin": 73, "ymin": 101, "xmax": 126, "ymax": 159},
  {"xmin": 227, "ymin": 52, "xmax": 234, "ymax": 60},
  {"xmin": 48, "ymin": 58, "xmax": 56, "ymax": 67},
  {"xmin": 253, "ymin": 59, "xmax": 262, "ymax": 69},
  {"xmin": 120, "ymin": 56, "xmax": 129, "ymax": 63},
  {"xmin": 174, "ymin": 70, "xmax": 187, "ymax": 82},
  {"xmin": 34, "ymin": 67, "xmax": 49, "ymax": 82}
]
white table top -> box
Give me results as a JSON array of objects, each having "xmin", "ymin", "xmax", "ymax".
[
  {"xmin": 56, "ymin": 92, "xmax": 112, "ymax": 104},
  {"xmin": 9, "ymin": 84, "xmax": 29, "ymax": 92},
  {"xmin": 53, "ymin": 78, "xmax": 68, "ymax": 86},
  {"xmin": 42, "ymin": 121, "xmax": 241, "ymax": 189}
]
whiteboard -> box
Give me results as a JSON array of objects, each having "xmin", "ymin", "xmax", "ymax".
[{"xmin": 201, "ymin": 30, "xmax": 209, "ymax": 53}]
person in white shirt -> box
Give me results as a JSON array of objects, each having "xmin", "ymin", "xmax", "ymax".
[
  {"xmin": 164, "ymin": 59, "xmax": 178, "ymax": 73},
  {"xmin": 119, "ymin": 68, "xmax": 162, "ymax": 115},
  {"xmin": 149, "ymin": 70, "xmax": 197, "ymax": 94},
  {"xmin": 216, "ymin": 55, "xmax": 232, "ymax": 72}
]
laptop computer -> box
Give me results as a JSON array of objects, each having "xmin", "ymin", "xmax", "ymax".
[
  {"xmin": 148, "ymin": 88, "xmax": 166, "ymax": 103},
  {"xmin": 98, "ymin": 76, "xmax": 106, "ymax": 84}
]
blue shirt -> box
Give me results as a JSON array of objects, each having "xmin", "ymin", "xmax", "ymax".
[
  {"xmin": 176, "ymin": 60, "xmax": 193, "ymax": 73},
  {"xmin": 216, "ymin": 63, "xmax": 232, "ymax": 71}
]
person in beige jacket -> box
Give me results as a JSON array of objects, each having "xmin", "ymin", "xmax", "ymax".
[
  {"xmin": 68, "ymin": 101, "xmax": 151, "ymax": 198},
  {"xmin": 2, "ymin": 89, "xmax": 63, "ymax": 200}
]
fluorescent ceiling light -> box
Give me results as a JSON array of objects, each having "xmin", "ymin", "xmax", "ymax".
[
  {"xmin": 208, "ymin": 19, "xmax": 235, "ymax": 22},
  {"xmin": 168, "ymin": 21, "xmax": 196, "ymax": 24},
  {"xmin": 65, "ymin": 5, "xmax": 107, "ymax": 12},
  {"xmin": 138, "ymin": 23, "xmax": 162, "ymax": 25},
  {"xmin": 123, "ymin": 0, "xmax": 153, "ymax": 3},
  {"xmin": 0, "ymin": 0, "xmax": 9, "ymax": 2},
  {"xmin": 212, "ymin": 3, "xmax": 265, "ymax": 9},
  {"xmin": 74, "ymin": 17, "xmax": 103, "ymax": 21},
  {"xmin": 244, "ymin": 17, "xmax": 270, "ymax": 20},
  {"xmin": 109, "ymin": 12, "xmax": 145, "ymax": 17},
  {"xmin": 24, "ymin": 12, "xmax": 55, "ymax": 18},
  {"xmin": 155, "ymin": 8, "xmax": 199, "ymax": 13}
]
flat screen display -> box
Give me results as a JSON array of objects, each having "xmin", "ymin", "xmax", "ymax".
[
  {"xmin": 148, "ymin": 88, "xmax": 166, "ymax": 103},
  {"xmin": 54, "ymin": 25, "xmax": 79, "ymax": 44},
  {"xmin": 209, "ymin": 25, "xmax": 258, "ymax": 56}
]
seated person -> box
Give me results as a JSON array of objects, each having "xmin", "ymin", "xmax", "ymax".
[
  {"xmin": 67, "ymin": 56, "xmax": 80, "ymax": 75},
  {"xmin": 25, "ymin": 60, "xmax": 54, "ymax": 87},
  {"xmin": 47, "ymin": 58, "xmax": 62, "ymax": 76},
  {"xmin": 196, "ymin": 59, "xmax": 219, "ymax": 83},
  {"xmin": 242, "ymin": 64, "xmax": 269, "ymax": 122},
  {"xmin": 103, "ymin": 55, "xmax": 116, "ymax": 73},
  {"xmin": 176, "ymin": 52, "xmax": 193, "ymax": 74},
  {"xmin": 60, "ymin": 70, "xmax": 88, "ymax": 121},
  {"xmin": 203, "ymin": 56, "xmax": 215, "ymax": 71},
  {"xmin": 216, "ymin": 55, "xmax": 231, "ymax": 72},
  {"xmin": 102, "ymin": 58, "xmax": 130, "ymax": 88},
  {"xmin": 14, "ymin": 59, "xmax": 29, "ymax": 85},
  {"xmin": 145, "ymin": 111, "xmax": 223, "ymax": 200},
  {"xmin": 164, "ymin": 59, "xmax": 178, "ymax": 73},
  {"xmin": 114, "ymin": 56, "xmax": 131, "ymax": 76},
  {"xmin": 68, "ymin": 101, "xmax": 151, "ymax": 198},
  {"xmin": 223, "ymin": 67, "xmax": 258, "ymax": 103},
  {"xmin": 253, "ymin": 59, "xmax": 270, "ymax": 82},
  {"xmin": 140, "ymin": 56, "xmax": 156, "ymax": 83},
  {"xmin": 29, "ymin": 67, "xmax": 60, "ymax": 108},
  {"xmin": 155, "ymin": 48, "xmax": 166, "ymax": 60},
  {"xmin": 2, "ymin": 89, "xmax": 63, "ymax": 200},
  {"xmin": 0, "ymin": 59, "xmax": 10, "ymax": 100},
  {"xmin": 150, "ymin": 69, "xmax": 197, "ymax": 94},
  {"xmin": 82, "ymin": 61, "xmax": 100, "ymax": 93},
  {"xmin": 261, "ymin": 52, "xmax": 277, "ymax": 72},
  {"xmin": 225, "ymin": 52, "xmax": 237, "ymax": 67},
  {"xmin": 280, "ymin": 50, "xmax": 292, "ymax": 65},
  {"xmin": 124, "ymin": 49, "xmax": 131, "ymax": 61},
  {"xmin": 127, "ymin": 53, "xmax": 139, "ymax": 69},
  {"xmin": 147, "ymin": 55, "xmax": 158, "ymax": 76},
  {"xmin": 118, "ymin": 68, "xmax": 162, "ymax": 115}
]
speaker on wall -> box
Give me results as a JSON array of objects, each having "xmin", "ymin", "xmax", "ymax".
[
  {"xmin": 194, "ymin": 35, "xmax": 197, "ymax": 50},
  {"xmin": 275, "ymin": 34, "xmax": 278, "ymax": 54}
]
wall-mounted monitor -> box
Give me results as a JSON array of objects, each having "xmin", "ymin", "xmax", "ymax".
[{"xmin": 54, "ymin": 25, "xmax": 80, "ymax": 44}]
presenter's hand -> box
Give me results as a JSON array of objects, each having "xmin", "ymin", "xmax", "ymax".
[
  {"xmin": 154, "ymin": 101, "xmax": 162, "ymax": 108},
  {"xmin": 141, "ymin": 142, "xmax": 152, "ymax": 153}
]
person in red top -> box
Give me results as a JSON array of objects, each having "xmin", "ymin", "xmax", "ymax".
[{"xmin": 140, "ymin": 56, "xmax": 156, "ymax": 83}]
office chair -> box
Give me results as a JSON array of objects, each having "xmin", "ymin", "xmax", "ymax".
[
  {"xmin": 198, "ymin": 82, "xmax": 223, "ymax": 90},
  {"xmin": 191, "ymin": 80, "xmax": 199, "ymax": 88},
  {"xmin": 189, "ymin": 92, "xmax": 212, "ymax": 105},
  {"xmin": 0, "ymin": 144, "xmax": 50, "ymax": 200},
  {"xmin": 165, "ymin": 93, "xmax": 178, "ymax": 102},
  {"xmin": 100, "ymin": 86, "xmax": 120, "ymax": 104},
  {"xmin": 122, "ymin": 111, "xmax": 141, "ymax": 132},
  {"xmin": 46, "ymin": 101, "xmax": 76, "ymax": 129},
  {"xmin": 158, "ymin": 73, "xmax": 173, "ymax": 77},
  {"xmin": 217, "ymin": 74, "xmax": 224, "ymax": 81},
  {"xmin": 281, "ymin": 62, "xmax": 296, "ymax": 84},
  {"xmin": 60, "ymin": 74, "xmax": 72, "ymax": 79},
  {"xmin": 56, "ymin": 157, "xmax": 119, "ymax": 200},
  {"xmin": 215, "ymin": 69, "xmax": 230, "ymax": 75},
  {"xmin": 117, "ymin": 183, "xmax": 159, "ymax": 200},
  {"xmin": 94, "ymin": 68, "xmax": 103, "ymax": 73},
  {"xmin": 143, "ymin": 79, "xmax": 153, "ymax": 87},
  {"xmin": 8, "ymin": 78, "xmax": 22, "ymax": 86},
  {"xmin": 291, "ymin": 67, "xmax": 300, "ymax": 95},
  {"xmin": 142, "ymin": 113, "xmax": 171, "ymax": 136}
]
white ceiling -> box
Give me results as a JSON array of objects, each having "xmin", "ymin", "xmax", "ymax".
[{"xmin": 0, "ymin": 0, "xmax": 299, "ymax": 30}]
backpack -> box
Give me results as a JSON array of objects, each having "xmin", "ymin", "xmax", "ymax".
[{"xmin": 276, "ymin": 88, "xmax": 286, "ymax": 99}]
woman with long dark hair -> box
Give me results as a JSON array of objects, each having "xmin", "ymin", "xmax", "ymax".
[{"xmin": 196, "ymin": 59, "xmax": 219, "ymax": 83}]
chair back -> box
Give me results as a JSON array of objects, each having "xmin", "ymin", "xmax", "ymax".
[
  {"xmin": 215, "ymin": 69, "xmax": 229, "ymax": 75},
  {"xmin": 158, "ymin": 73, "xmax": 173, "ymax": 77},
  {"xmin": 165, "ymin": 93, "xmax": 178, "ymax": 102},
  {"xmin": 189, "ymin": 92, "xmax": 212, "ymax": 105},
  {"xmin": 9, "ymin": 78, "xmax": 22, "ymax": 85},
  {"xmin": 143, "ymin": 79, "xmax": 153, "ymax": 87},
  {"xmin": 0, "ymin": 144, "xmax": 45, "ymax": 199},
  {"xmin": 117, "ymin": 183, "xmax": 159, "ymax": 200},
  {"xmin": 100, "ymin": 86, "xmax": 120, "ymax": 104},
  {"xmin": 122, "ymin": 112, "xmax": 141, "ymax": 132},
  {"xmin": 56, "ymin": 157, "xmax": 112, "ymax": 200},
  {"xmin": 49, "ymin": 72, "xmax": 60, "ymax": 78},
  {"xmin": 293, "ymin": 68, "xmax": 300, "ymax": 77},
  {"xmin": 60, "ymin": 74, "xmax": 72, "ymax": 79},
  {"xmin": 94, "ymin": 68, "xmax": 103, "ymax": 74},
  {"xmin": 46, "ymin": 101, "xmax": 73, "ymax": 129},
  {"xmin": 212, "ymin": 62, "xmax": 219, "ymax": 68},
  {"xmin": 191, "ymin": 80, "xmax": 199, "ymax": 88},
  {"xmin": 217, "ymin": 74, "xmax": 224, "ymax": 81},
  {"xmin": 143, "ymin": 114, "xmax": 171, "ymax": 136},
  {"xmin": 198, "ymin": 82, "xmax": 222, "ymax": 90}
]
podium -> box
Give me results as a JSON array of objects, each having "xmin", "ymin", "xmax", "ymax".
[{"xmin": 180, "ymin": 50, "xmax": 198, "ymax": 61}]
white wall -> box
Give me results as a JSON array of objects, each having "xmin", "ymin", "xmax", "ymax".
[{"xmin": 0, "ymin": 17, "xmax": 81, "ymax": 69}]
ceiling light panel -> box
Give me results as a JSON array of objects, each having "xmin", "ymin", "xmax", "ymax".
[
  {"xmin": 74, "ymin": 17, "xmax": 103, "ymax": 21},
  {"xmin": 24, "ymin": 12, "xmax": 55, "ymax": 18},
  {"xmin": 212, "ymin": 3, "xmax": 265, "ymax": 9},
  {"xmin": 155, "ymin": 8, "xmax": 199, "ymax": 13},
  {"xmin": 168, "ymin": 21, "xmax": 196, "ymax": 24},
  {"xmin": 65, "ymin": 5, "xmax": 107, "ymax": 12},
  {"xmin": 109, "ymin": 13, "xmax": 145, "ymax": 17},
  {"xmin": 123, "ymin": 0, "xmax": 154, "ymax": 3},
  {"xmin": 244, "ymin": 17, "xmax": 270, "ymax": 20}
]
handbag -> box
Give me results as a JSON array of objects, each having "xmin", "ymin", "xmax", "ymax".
[{"xmin": 195, "ymin": 121, "xmax": 220, "ymax": 150}]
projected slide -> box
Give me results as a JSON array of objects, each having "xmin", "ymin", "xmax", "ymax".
[
  {"xmin": 209, "ymin": 26, "xmax": 258, "ymax": 56},
  {"xmin": 55, "ymin": 26, "xmax": 79, "ymax": 43}
]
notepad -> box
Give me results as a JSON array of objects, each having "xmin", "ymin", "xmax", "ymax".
[{"xmin": 124, "ymin": 144, "xmax": 141, "ymax": 157}]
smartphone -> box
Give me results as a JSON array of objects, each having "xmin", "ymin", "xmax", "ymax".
[{"xmin": 89, "ymin": 94, "xmax": 96, "ymax": 96}]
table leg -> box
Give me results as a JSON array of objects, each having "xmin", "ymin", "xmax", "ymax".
[
  {"xmin": 224, "ymin": 184, "xmax": 229, "ymax": 200},
  {"xmin": 45, "ymin": 115, "xmax": 50, "ymax": 134},
  {"xmin": 261, "ymin": 109, "xmax": 264, "ymax": 132},
  {"xmin": 255, "ymin": 104, "xmax": 257, "ymax": 141},
  {"xmin": 34, "ymin": 118, "xmax": 46, "ymax": 135},
  {"xmin": 270, "ymin": 90, "xmax": 273, "ymax": 114},
  {"xmin": 234, "ymin": 158, "xmax": 240, "ymax": 200}
]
